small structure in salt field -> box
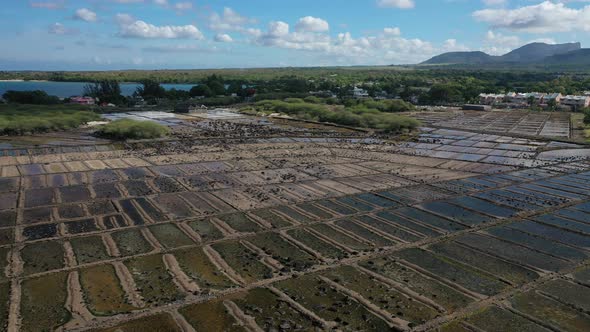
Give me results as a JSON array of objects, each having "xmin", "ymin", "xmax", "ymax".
[
  {"xmin": 69, "ymin": 96, "xmax": 95, "ymax": 105},
  {"xmin": 174, "ymin": 102, "xmax": 207, "ymax": 113}
]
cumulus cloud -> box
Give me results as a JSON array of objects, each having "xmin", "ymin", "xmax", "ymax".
[
  {"xmin": 118, "ymin": 20, "xmax": 204, "ymax": 39},
  {"xmin": 473, "ymin": 1, "xmax": 590, "ymax": 33},
  {"xmin": 48, "ymin": 22, "xmax": 77, "ymax": 35},
  {"xmin": 74, "ymin": 8, "xmax": 98, "ymax": 22},
  {"xmin": 250, "ymin": 19, "xmax": 462, "ymax": 64},
  {"xmin": 115, "ymin": 13, "xmax": 135, "ymax": 25},
  {"xmin": 209, "ymin": 7, "xmax": 256, "ymax": 32},
  {"xmin": 383, "ymin": 27, "xmax": 401, "ymax": 36},
  {"xmin": 377, "ymin": 0, "xmax": 415, "ymax": 9},
  {"xmin": 173, "ymin": 2, "xmax": 193, "ymax": 11},
  {"xmin": 295, "ymin": 16, "xmax": 329, "ymax": 32},
  {"xmin": 214, "ymin": 33, "xmax": 233, "ymax": 43}
]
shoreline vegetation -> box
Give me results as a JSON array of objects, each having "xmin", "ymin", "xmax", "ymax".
[
  {"xmin": 3, "ymin": 69, "xmax": 590, "ymax": 139},
  {"xmin": 0, "ymin": 104, "xmax": 100, "ymax": 135}
]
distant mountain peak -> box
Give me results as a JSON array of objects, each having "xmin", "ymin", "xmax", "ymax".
[
  {"xmin": 421, "ymin": 42, "xmax": 582, "ymax": 66},
  {"xmin": 501, "ymin": 42, "xmax": 581, "ymax": 62}
]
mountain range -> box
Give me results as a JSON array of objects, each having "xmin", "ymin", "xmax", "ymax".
[{"xmin": 420, "ymin": 42, "xmax": 590, "ymax": 68}]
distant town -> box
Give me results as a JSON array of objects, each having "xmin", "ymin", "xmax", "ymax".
[{"xmin": 478, "ymin": 92, "xmax": 590, "ymax": 110}]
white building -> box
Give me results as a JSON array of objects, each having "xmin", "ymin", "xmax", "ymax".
[
  {"xmin": 352, "ymin": 87, "xmax": 369, "ymax": 99},
  {"xmin": 543, "ymin": 93, "xmax": 562, "ymax": 105},
  {"xmin": 561, "ymin": 95, "xmax": 590, "ymax": 109},
  {"xmin": 478, "ymin": 93, "xmax": 504, "ymax": 105}
]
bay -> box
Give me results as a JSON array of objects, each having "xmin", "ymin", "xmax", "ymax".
[{"xmin": 0, "ymin": 81, "xmax": 195, "ymax": 98}]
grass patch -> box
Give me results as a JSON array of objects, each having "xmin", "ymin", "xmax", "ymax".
[
  {"xmin": 96, "ymin": 119, "xmax": 170, "ymax": 140},
  {"xmin": 0, "ymin": 104, "xmax": 100, "ymax": 135},
  {"xmin": 250, "ymin": 99, "xmax": 420, "ymax": 133}
]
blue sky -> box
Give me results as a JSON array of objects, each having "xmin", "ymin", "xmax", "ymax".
[{"xmin": 1, "ymin": 0, "xmax": 589, "ymax": 70}]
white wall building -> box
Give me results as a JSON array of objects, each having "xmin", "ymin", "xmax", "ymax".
[{"xmin": 561, "ymin": 95, "xmax": 590, "ymax": 109}]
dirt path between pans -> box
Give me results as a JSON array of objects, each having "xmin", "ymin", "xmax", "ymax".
[
  {"xmin": 202, "ymin": 245, "xmax": 246, "ymax": 286},
  {"xmin": 318, "ymin": 275, "xmax": 410, "ymax": 331},
  {"xmin": 102, "ymin": 234, "xmax": 120, "ymax": 258},
  {"xmin": 141, "ymin": 228, "xmax": 164, "ymax": 251},
  {"xmin": 7, "ymin": 248, "xmax": 23, "ymax": 332},
  {"xmin": 223, "ymin": 300, "xmax": 263, "ymax": 332},
  {"xmin": 163, "ymin": 254, "xmax": 200, "ymax": 294},
  {"xmin": 170, "ymin": 309, "xmax": 197, "ymax": 332},
  {"xmin": 60, "ymin": 271, "xmax": 94, "ymax": 331},
  {"xmin": 267, "ymin": 286, "xmax": 335, "ymax": 329},
  {"xmin": 112, "ymin": 261, "xmax": 145, "ymax": 308}
]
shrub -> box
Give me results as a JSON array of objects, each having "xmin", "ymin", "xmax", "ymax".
[
  {"xmin": 252, "ymin": 99, "xmax": 420, "ymax": 133},
  {"xmin": 284, "ymin": 98, "xmax": 305, "ymax": 103},
  {"xmin": 303, "ymin": 96, "xmax": 322, "ymax": 104},
  {"xmin": 583, "ymin": 108, "xmax": 590, "ymax": 124},
  {"xmin": 96, "ymin": 119, "xmax": 170, "ymax": 140},
  {"xmin": 3, "ymin": 90, "xmax": 61, "ymax": 105},
  {"xmin": 0, "ymin": 104, "xmax": 99, "ymax": 135}
]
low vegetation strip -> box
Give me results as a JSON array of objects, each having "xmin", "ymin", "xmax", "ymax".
[
  {"xmin": 96, "ymin": 119, "xmax": 170, "ymax": 140},
  {"xmin": 0, "ymin": 104, "xmax": 100, "ymax": 135},
  {"xmin": 249, "ymin": 99, "xmax": 420, "ymax": 133}
]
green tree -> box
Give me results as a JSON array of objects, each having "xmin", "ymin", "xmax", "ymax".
[
  {"xmin": 2, "ymin": 90, "xmax": 60, "ymax": 105},
  {"xmin": 204, "ymin": 75, "xmax": 226, "ymax": 95},
  {"xmin": 136, "ymin": 80, "xmax": 166, "ymax": 103},
  {"xmin": 83, "ymin": 80, "xmax": 125, "ymax": 105},
  {"xmin": 189, "ymin": 85, "xmax": 213, "ymax": 97},
  {"xmin": 547, "ymin": 99, "xmax": 557, "ymax": 111},
  {"xmin": 427, "ymin": 84, "xmax": 463, "ymax": 104}
]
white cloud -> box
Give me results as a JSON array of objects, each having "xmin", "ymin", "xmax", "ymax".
[
  {"xmin": 267, "ymin": 21, "xmax": 290, "ymax": 37},
  {"xmin": 118, "ymin": 20, "xmax": 204, "ymax": 39},
  {"xmin": 209, "ymin": 7, "xmax": 256, "ymax": 32},
  {"xmin": 486, "ymin": 30, "xmax": 520, "ymax": 47},
  {"xmin": 250, "ymin": 21, "xmax": 464, "ymax": 64},
  {"xmin": 214, "ymin": 33, "xmax": 233, "ymax": 43},
  {"xmin": 173, "ymin": 2, "xmax": 192, "ymax": 11},
  {"xmin": 48, "ymin": 22, "xmax": 78, "ymax": 35},
  {"xmin": 153, "ymin": 0, "xmax": 168, "ymax": 5},
  {"xmin": 74, "ymin": 8, "xmax": 97, "ymax": 22},
  {"xmin": 473, "ymin": 1, "xmax": 590, "ymax": 33},
  {"xmin": 48, "ymin": 22, "xmax": 66, "ymax": 34},
  {"xmin": 377, "ymin": 0, "xmax": 415, "ymax": 9},
  {"xmin": 383, "ymin": 27, "xmax": 401, "ymax": 36},
  {"xmin": 295, "ymin": 16, "xmax": 329, "ymax": 32},
  {"xmin": 115, "ymin": 13, "xmax": 135, "ymax": 25}
]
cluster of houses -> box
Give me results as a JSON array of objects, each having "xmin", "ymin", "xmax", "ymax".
[{"xmin": 478, "ymin": 92, "xmax": 590, "ymax": 110}]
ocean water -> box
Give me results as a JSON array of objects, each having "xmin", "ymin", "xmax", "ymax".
[{"xmin": 0, "ymin": 81, "xmax": 196, "ymax": 98}]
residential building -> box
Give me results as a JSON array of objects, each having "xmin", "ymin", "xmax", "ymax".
[
  {"xmin": 478, "ymin": 93, "xmax": 504, "ymax": 105},
  {"xmin": 352, "ymin": 87, "xmax": 369, "ymax": 99},
  {"xmin": 561, "ymin": 95, "xmax": 590, "ymax": 109},
  {"xmin": 543, "ymin": 93, "xmax": 562, "ymax": 104},
  {"xmin": 524, "ymin": 92, "xmax": 546, "ymax": 104}
]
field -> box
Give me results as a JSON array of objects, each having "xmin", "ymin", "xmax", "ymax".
[{"xmin": 1, "ymin": 107, "xmax": 590, "ymax": 331}]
